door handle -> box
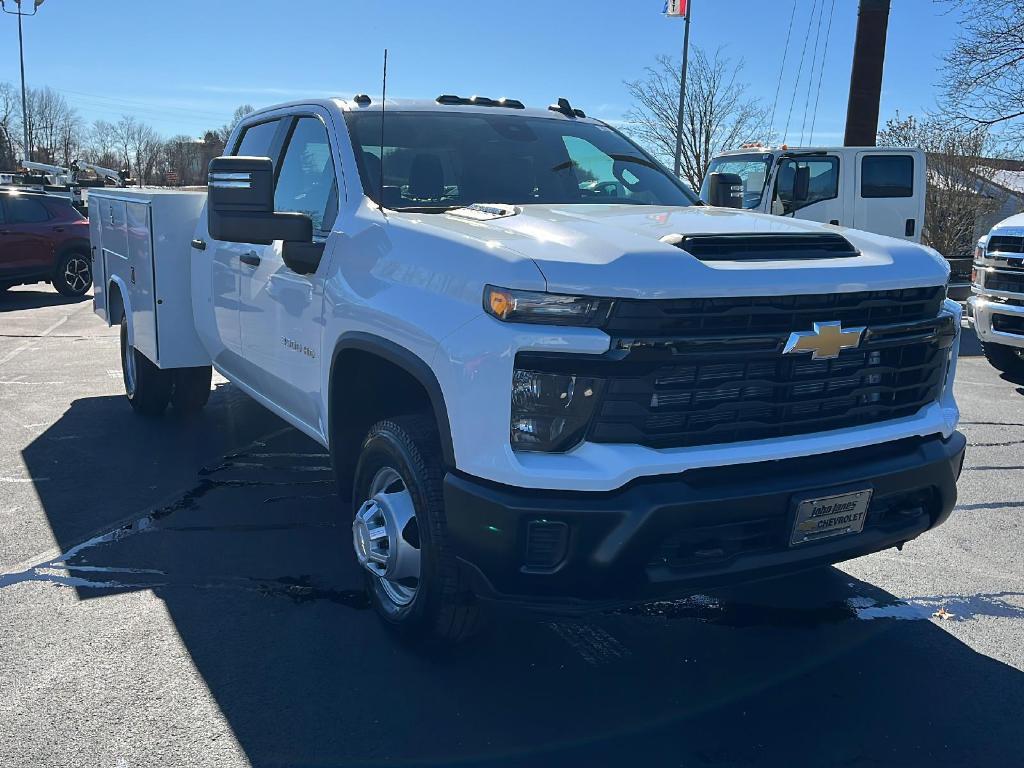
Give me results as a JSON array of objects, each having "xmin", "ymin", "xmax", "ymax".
[
  {"xmin": 191, "ymin": 238, "xmax": 207, "ymax": 251},
  {"xmin": 829, "ymin": 219, "xmax": 839, "ymax": 226},
  {"xmin": 52, "ymin": 226, "xmax": 66, "ymax": 232},
  {"xmin": 905, "ymin": 218, "xmax": 916, "ymax": 237},
  {"xmin": 240, "ymin": 251, "xmax": 261, "ymax": 267}
]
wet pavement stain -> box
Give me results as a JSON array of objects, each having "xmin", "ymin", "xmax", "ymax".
[
  {"xmin": 616, "ymin": 594, "xmax": 864, "ymax": 628},
  {"xmin": 0, "ymin": 450, "xmax": 349, "ymax": 607},
  {"xmin": 256, "ymin": 575, "xmax": 370, "ymax": 609}
]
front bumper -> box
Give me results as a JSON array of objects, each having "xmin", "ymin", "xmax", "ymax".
[
  {"xmin": 968, "ymin": 295, "xmax": 1024, "ymax": 349},
  {"xmin": 443, "ymin": 432, "xmax": 966, "ymax": 612}
]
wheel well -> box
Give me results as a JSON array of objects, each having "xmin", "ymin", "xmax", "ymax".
[
  {"xmin": 55, "ymin": 240, "xmax": 90, "ymax": 263},
  {"xmin": 330, "ymin": 348, "xmax": 442, "ymax": 501},
  {"xmin": 108, "ymin": 281, "xmax": 125, "ymax": 323}
]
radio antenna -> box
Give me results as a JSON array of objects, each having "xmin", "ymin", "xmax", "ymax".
[{"xmin": 378, "ymin": 48, "xmax": 388, "ymax": 216}]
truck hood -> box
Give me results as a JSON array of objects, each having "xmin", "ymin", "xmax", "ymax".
[
  {"xmin": 990, "ymin": 212, "xmax": 1024, "ymax": 234},
  {"xmin": 418, "ymin": 204, "xmax": 950, "ymax": 299}
]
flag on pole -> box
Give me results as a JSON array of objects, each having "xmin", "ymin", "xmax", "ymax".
[{"xmin": 664, "ymin": 0, "xmax": 688, "ymax": 17}]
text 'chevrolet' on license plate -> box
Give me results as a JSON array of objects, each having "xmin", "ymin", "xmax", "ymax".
[{"xmin": 790, "ymin": 489, "xmax": 873, "ymax": 546}]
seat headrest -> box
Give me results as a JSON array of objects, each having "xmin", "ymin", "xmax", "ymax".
[{"xmin": 408, "ymin": 154, "xmax": 444, "ymax": 200}]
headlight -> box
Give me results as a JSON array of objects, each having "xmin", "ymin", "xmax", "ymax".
[
  {"xmin": 510, "ymin": 369, "xmax": 604, "ymax": 451},
  {"xmin": 484, "ymin": 285, "xmax": 613, "ymax": 326},
  {"xmin": 974, "ymin": 238, "xmax": 987, "ymax": 260}
]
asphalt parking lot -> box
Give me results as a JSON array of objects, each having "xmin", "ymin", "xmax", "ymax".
[{"xmin": 1, "ymin": 284, "xmax": 1022, "ymax": 768}]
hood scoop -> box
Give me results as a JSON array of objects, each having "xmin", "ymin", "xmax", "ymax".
[
  {"xmin": 446, "ymin": 203, "xmax": 521, "ymax": 222},
  {"xmin": 659, "ymin": 232, "xmax": 859, "ymax": 261}
]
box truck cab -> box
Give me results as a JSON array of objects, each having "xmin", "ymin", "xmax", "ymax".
[{"xmin": 700, "ymin": 146, "xmax": 927, "ymax": 243}]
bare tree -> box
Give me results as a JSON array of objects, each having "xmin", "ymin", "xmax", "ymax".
[
  {"xmin": 108, "ymin": 116, "xmax": 162, "ymax": 185},
  {"xmin": 163, "ymin": 134, "xmax": 204, "ymax": 185},
  {"xmin": 19, "ymin": 86, "xmax": 82, "ymax": 166},
  {"xmin": 624, "ymin": 47, "xmax": 768, "ymax": 189},
  {"xmin": 879, "ymin": 113, "xmax": 1005, "ymax": 257},
  {"xmin": 940, "ymin": 0, "xmax": 1024, "ymax": 150},
  {"xmin": 0, "ymin": 82, "xmax": 19, "ymax": 170},
  {"xmin": 218, "ymin": 103, "xmax": 255, "ymax": 144},
  {"xmin": 0, "ymin": 83, "xmax": 252, "ymax": 183},
  {"xmin": 83, "ymin": 120, "xmax": 123, "ymax": 170}
]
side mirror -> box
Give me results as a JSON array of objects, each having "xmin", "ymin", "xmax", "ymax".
[
  {"xmin": 793, "ymin": 165, "xmax": 810, "ymax": 203},
  {"xmin": 207, "ymin": 156, "xmax": 312, "ymax": 246},
  {"xmin": 707, "ymin": 172, "xmax": 744, "ymax": 208}
]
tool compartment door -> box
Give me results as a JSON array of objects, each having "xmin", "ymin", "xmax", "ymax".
[
  {"xmin": 125, "ymin": 200, "xmax": 158, "ymax": 364},
  {"xmin": 89, "ymin": 196, "xmax": 106, "ymax": 320}
]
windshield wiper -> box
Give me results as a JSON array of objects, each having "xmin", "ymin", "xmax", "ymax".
[
  {"xmin": 551, "ymin": 154, "xmax": 662, "ymax": 173},
  {"xmin": 387, "ymin": 204, "xmax": 463, "ymax": 213},
  {"xmin": 607, "ymin": 154, "xmax": 662, "ymax": 170}
]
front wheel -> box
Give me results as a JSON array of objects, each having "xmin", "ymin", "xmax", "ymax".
[
  {"xmin": 53, "ymin": 250, "xmax": 92, "ymax": 297},
  {"xmin": 351, "ymin": 415, "xmax": 483, "ymax": 644},
  {"xmin": 120, "ymin": 315, "xmax": 172, "ymax": 416},
  {"xmin": 982, "ymin": 341, "xmax": 1024, "ymax": 376}
]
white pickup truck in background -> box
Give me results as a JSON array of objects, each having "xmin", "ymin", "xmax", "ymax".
[
  {"xmin": 91, "ymin": 96, "xmax": 966, "ymax": 644},
  {"xmin": 967, "ymin": 213, "xmax": 1024, "ymax": 376}
]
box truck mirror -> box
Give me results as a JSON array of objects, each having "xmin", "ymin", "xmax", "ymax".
[
  {"xmin": 707, "ymin": 172, "xmax": 744, "ymax": 209},
  {"xmin": 793, "ymin": 165, "xmax": 811, "ymax": 204}
]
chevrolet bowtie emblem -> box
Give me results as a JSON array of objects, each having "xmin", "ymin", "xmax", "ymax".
[{"xmin": 783, "ymin": 321, "xmax": 865, "ymax": 360}]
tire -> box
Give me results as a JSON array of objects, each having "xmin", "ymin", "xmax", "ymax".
[
  {"xmin": 171, "ymin": 366, "xmax": 213, "ymax": 416},
  {"xmin": 352, "ymin": 414, "xmax": 483, "ymax": 644},
  {"xmin": 982, "ymin": 341, "xmax": 1024, "ymax": 376},
  {"xmin": 52, "ymin": 250, "xmax": 92, "ymax": 297},
  {"xmin": 120, "ymin": 314, "xmax": 171, "ymax": 416}
]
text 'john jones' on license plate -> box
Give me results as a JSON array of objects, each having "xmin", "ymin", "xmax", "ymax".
[{"xmin": 790, "ymin": 489, "xmax": 873, "ymax": 546}]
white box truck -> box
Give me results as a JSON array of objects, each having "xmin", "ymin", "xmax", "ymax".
[
  {"xmin": 700, "ymin": 145, "xmax": 927, "ymax": 241},
  {"xmin": 92, "ymin": 96, "xmax": 966, "ymax": 644}
]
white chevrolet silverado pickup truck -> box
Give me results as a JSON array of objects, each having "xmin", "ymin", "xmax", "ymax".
[
  {"xmin": 90, "ymin": 96, "xmax": 966, "ymax": 643},
  {"xmin": 967, "ymin": 213, "xmax": 1024, "ymax": 376}
]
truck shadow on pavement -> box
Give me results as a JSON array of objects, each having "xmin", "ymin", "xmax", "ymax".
[
  {"xmin": 15, "ymin": 390, "xmax": 1024, "ymax": 767},
  {"xmin": 0, "ymin": 288, "xmax": 91, "ymax": 312}
]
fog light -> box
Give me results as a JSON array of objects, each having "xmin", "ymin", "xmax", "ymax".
[
  {"xmin": 511, "ymin": 369, "xmax": 603, "ymax": 452},
  {"xmin": 524, "ymin": 520, "xmax": 569, "ymax": 571}
]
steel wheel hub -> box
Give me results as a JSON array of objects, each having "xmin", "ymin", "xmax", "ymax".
[{"xmin": 353, "ymin": 467, "xmax": 421, "ymax": 606}]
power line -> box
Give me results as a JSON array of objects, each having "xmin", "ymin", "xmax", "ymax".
[
  {"xmin": 809, "ymin": 0, "xmax": 837, "ymax": 144},
  {"xmin": 783, "ymin": 0, "xmax": 821, "ymax": 144},
  {"xmin": 800, "ymin": 0, "xmax": 827, "ymax": 145},
  {"xmin": 52, "ymin": 87, "xmax": 229, "ymax": 120},
  {"xmin": 768, "ymin": 0, "xmax": 799, "ymax": 142}
]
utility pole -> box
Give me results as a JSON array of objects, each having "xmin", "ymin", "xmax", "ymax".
[
  {"xmin": 844, "ymin": 0, "xmax": 890, "ymax": 146},
  {"xmin": 672, "ymin": 0, "xmax": 692, "ymax": 178},
  {"xmin": 1, "ymin": 0, "xmax": 45, "ymax": 163}
]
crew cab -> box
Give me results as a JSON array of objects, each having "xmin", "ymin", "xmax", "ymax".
[
  {"xmin": 91, "ymin": 96, "xmax": 965, "ymax": 644},
  {"xmin": 700, "ymin": 145, "xmax": 927, "ymax": 242},
  {"xmin": 967, "ymin": 213, "xmax": 1024, "ymax": 376},
  {"xmin": 0, "ymin": 189, "xmax": 92, "ymax": 297}
]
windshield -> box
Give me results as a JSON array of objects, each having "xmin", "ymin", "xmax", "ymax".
[
  {"xmin": 699, "ymin": 153, "xmax": 774, "ymax": 208},
  {"xmin": 344, "ymin": 110, "xmax": 697, "ymax": 211}
]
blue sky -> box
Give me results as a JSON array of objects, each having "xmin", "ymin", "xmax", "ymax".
[{"xmin": 0, "ymin": 0, "xmax": 964, "ymax": 143}]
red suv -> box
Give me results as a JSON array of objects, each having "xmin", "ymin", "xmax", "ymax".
[{"xmin": 0, "ymin": 190, "xmax": 92, "ymax": 297}]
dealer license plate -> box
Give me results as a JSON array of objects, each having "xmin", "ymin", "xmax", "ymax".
[{"xmin": 789, "ymin": 489, "xmax": 873, "ymax": 546}]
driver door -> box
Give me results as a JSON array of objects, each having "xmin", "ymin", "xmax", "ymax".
[
  {"xmin": 239, "ymin": 112, "xmax": 339, "ymax": 435},
  {"xmin": 772, "ymin": 155, "xmax": 844, "ymax": 226}
]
